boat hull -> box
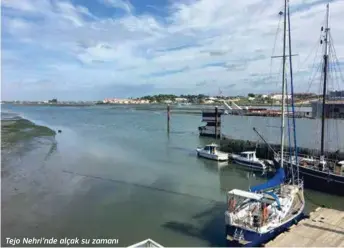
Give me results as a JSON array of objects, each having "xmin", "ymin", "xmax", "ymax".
[
  {"xmin": 232, "ymin": 157, "xmax": 266, "ymax": 170},
  {"xmin": 225, "ymin": 212, "xmax": 304, "ymax": 247},
  {"xmin": 286, "ymin": 163, "xmax": 344, "ymax": 196},
  {"xmin": 197, "ymin": 150, "xmax": 228, "ymax": 161}
]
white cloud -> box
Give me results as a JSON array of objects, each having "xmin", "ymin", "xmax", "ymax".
[
  {"xmin": 2, "ymin": 0, "xmax": 344, "ymax": 100},
  {"xmin": 55, "ymin": 1, "xmax": 88, "ymax": 27},
  {"xmin": 100, "ymin": 0, "xmax": 134, "ymax": 13},
  {"xmin": 1, "ymin": 0, "xmax": 37, "ymax": 12}
]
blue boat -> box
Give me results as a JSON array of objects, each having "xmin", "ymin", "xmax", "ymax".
[{"xmin": 224, "ymin": 0, "xmax": 305, "ymax": 246}]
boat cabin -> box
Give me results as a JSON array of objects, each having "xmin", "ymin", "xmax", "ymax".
[
  {"xmin": 227, "ymin": 189, "xmax": 276, "ymax": 212},
  {"xmin": 226, "ymin": 189, "xmax": 279, "ymax": 229},
  {"xmin": 203, "ymin": 144, "xmax": 219, "ymax": 154},
  {"xmin": 239, "ymin": 151, "xmax": 258, "ymax": 161}
]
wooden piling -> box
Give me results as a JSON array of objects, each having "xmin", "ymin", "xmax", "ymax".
[
  {"xmin": 215, "ymin": 106, "xmax": 218, "ymax": 139},
  {"xmin": 167, "ymin": 104, "xmax": 170, "ymax": 133}
]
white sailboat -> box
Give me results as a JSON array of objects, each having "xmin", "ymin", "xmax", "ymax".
[{"xmin": 224, "ymin": 0, "xmax": 305, "ymax": 246}]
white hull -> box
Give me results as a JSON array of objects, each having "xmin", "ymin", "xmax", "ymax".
[
  {"xmin": 233, "ymin": 160, "xmax": 265, "ymax": 170},
  {"xmin": 230, "ymin": 152, "xmax": 266, "ymax": 170},
  {"xmin": 196, "ymin": 149, "xmax": 228, "ymax": 161}
]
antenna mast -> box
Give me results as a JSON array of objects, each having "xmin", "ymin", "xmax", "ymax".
[{"xmin": 320, "ymin": 3, "xmax": 330, "ymax": 158}]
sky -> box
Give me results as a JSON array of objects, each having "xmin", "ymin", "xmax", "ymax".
[{"xmin": 1, "ymin": 0, "xmax": 344, "ymax": 101}]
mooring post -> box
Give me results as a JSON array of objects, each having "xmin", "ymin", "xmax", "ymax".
[
  {"xmin": 167, "ymin": 104, "xmax": 170, "ymax": 133},
  {"xmin": 215, "ymin": 106, "xmax": 218, "ymax": 139}
]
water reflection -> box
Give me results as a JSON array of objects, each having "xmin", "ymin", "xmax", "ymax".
[
  {"xmin": 162, "ymin": 202, "xmax": 226, "ymax": 247},
  {"xmin": 218, "ymin": 164, "xmax": 267, "ymax": 193},
  {"xmin": 200, "ymin": 159, "xmax": 229, "ymax": 173}
]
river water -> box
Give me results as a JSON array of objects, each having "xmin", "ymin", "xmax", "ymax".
[{"xmin": 1, "ymin": 104, "xmax": 344, "ymax": 246}]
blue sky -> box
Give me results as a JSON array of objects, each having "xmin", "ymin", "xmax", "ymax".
[{"xmin": 2, "ymin": 0, "xmax": 344, "ymax": 101}]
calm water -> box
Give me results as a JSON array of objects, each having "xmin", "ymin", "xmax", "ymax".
[{"xmin": 1, "ymin": 104, "xmax": 344, "ymax": 247}]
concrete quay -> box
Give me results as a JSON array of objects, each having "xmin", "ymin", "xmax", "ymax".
[{"xmin": 265, "ymin": 207, "xmax": 344, "ymax": 247}]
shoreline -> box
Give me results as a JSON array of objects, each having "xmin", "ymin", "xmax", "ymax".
[
  {"xmin": 6, "ymin": 103, "xmax": 344, "ymax": 120},
  {"xmin": 3, "ymin": 102, "xmax": 312, "ymax": 108},
  {"xmin": 5, "ymin": 103, "xmax": 96, "ymax": 107}
]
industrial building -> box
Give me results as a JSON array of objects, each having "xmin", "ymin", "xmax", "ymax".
[{"xmin": 311, "ymin": 100, "xmax": 344, "ymax": 119}]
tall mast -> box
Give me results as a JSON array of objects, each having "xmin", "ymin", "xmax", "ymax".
[
  {"xmin": 320, "ymin": 3, "xmax": 330, "ymax": 157},
  {"xmin": 287, "ymin": 0, "xmax": 297, "ymax": 182},
  {"xmin": 280, "ymin": 0, "xmax": 287, "ymax": 168}
]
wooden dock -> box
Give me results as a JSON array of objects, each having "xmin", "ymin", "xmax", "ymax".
[{"xmin": 265, "ymin": 207, "xmax": 344, "ymax": 247}]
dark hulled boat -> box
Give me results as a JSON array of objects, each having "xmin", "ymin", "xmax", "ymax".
[
  {"xmin": 281, "ymin": 154, "xmax": 344, "ymax": 196},
  {"xmin": 276, "ymin": 3, "xmax": 344, "ymax": 196}
]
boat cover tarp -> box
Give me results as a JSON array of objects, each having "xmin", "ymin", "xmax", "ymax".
[
  {"xmin": 249, "ymin": 165, "xmax": 285, "ymax": 192},
  {"xmin": 228, "ymin": 189, "xmax": 262, "ymax": 201}
]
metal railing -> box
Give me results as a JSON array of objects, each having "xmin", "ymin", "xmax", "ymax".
[{"xmin": 276, "ymin": 151, "xmax": 339, "ymax": 164}]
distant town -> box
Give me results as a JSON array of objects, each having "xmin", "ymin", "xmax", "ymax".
[
  {"xmin": 101, "ymin": 93, "xmax": 318, "ymax": 105},
  {"xmin": 3, "ymin": 91, "xmax": 344, "ymax": 106}
]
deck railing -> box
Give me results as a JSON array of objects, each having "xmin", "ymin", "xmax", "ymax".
[{"xmin": 276, "ymin": 151, "xmax": 339, "ymax": 164}]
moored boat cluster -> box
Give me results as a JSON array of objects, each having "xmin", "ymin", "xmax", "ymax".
[{"xmin": 194, "ymin": 2, "xmax": 343, "ymax": 247}]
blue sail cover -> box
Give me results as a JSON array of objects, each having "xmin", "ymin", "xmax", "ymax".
[{"xmin": 250, "ymin": 167, "xmax": 285, "ymax": 192}]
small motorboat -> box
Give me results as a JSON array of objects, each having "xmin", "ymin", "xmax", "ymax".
[
  {"xmin": 231, "ymin": 151, "xmax": 266, "ymax": 170},
  {"xmin": 196, "ymin": 143, "xmax": 228, "ymax": 161}
]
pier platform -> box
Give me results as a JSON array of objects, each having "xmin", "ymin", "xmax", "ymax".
[{"xmin": 265, "ymin": 207, "xmax": 344, "ymax": 247}]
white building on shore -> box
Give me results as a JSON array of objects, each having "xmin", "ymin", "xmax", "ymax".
[
  {"xmin": 103, "ymin": 98, "xmax": 149, "ymax": 104},
  {"xmin": 270, "ymin": 93, "xmax": 292, "ymax": 100},
  {"xmin": 175, "ymin": 97, "xmax": 188, "ymax": 102}
]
